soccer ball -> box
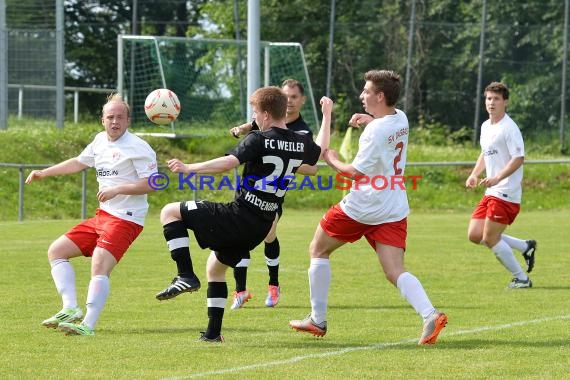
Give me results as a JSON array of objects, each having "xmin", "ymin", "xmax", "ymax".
[{"xmin": 144, "ymin": 89, "xmax": 181, "ymax": 125}]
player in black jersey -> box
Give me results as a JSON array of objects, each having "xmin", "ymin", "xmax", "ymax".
[
  {"xmin": 156, "ymin": 86, "xmax": 333, "ymax": 341},
  {"xmin": 228, "ymin": 79, "xmax": 315, "ymax": 309}
]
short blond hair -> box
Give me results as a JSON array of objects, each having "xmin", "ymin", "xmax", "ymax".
[{"xmin": 102, "ymin": 93, "xmax": 130, "ymax": 117}]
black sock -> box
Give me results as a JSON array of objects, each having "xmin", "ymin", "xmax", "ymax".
[
  {"xmin": 233, "ymin": 251, "xmax": 250, "ymax": 292},
  {"xmin": 163, "ymin": 221, "xmax": 195, "ymax": 278},
  {"xmin": 265, "ymin": 238, "xmax": 280, "ymax": 286},
  {"xmin": 233, "ymin": 267, "xmax": 248, "ymax": 292},
  {"xmin": 205, "ymin": 282, "xmax": 228, "ymax": 338}
]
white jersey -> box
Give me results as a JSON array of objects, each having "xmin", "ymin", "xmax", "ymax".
[
  {"xmin": 340, "ymin": 109, "xmax": 410, "ymax": 225},
  {"xmin": 77, "ymin": 131, "xmax": 157, "ymax": 226},
  {"xmin": 480, "ymin": 113, "xmax": 524, "ymax": 203}
]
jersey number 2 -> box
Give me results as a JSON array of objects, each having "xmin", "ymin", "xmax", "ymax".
[{"xmin": 393, "ymin": 141, "xmax": 404, "ymax": 175}]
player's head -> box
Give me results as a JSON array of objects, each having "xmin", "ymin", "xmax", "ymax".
[
  {"xmin": 363, "ymin": 70, "xmax": 401, "ymax": 107},
  {"xmin": 281, "ymin": 79, "xmax": 305, "ymax": 95},
  {"xmin": 249, "ymin": 86, "xmax": 287, "ymax": 129},
  {"xmin": 484, "ymin": 82, "xmax": 509, "ymax": 116},
  {"xmin": 484, "ymin": 82, "xmax": 509, "ymax": 100},
  {"xmin": 281, "ymin": 79, "xmax": 306, "ymax": 118},
  {"xmin": 101, "ymin": 93, "xmax": 131, "ymax": 141}
]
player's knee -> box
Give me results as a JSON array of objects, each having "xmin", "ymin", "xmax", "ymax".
[
  {"xmin": 467, "ymin": 231, "xmax": 482, "ymax": 244},
  {"xmin": 47, "ymin": 243, "xmax": 59, "ymax": 260},
  {"xmin": 160, "ymin": 202, "xmax": 180, "ymax": 224},
  {"xmin": 47, "ymin": 237, "xmax": 74, "ymax": 260},
  {"xmin": 206, "ymin": 251, "xmax": 228, "ymax": 281},
  {"xmin": 309, "ymin": 240, "xmax": 330, "ymax": 259},
  {"xmin": 481, "ymin": 235, "xmax": 500, "ymax": 248}
]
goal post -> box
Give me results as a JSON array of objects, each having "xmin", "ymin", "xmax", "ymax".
[{"xmin": 117, "ymin": 35, "xmax": 319, "ymax": 133}]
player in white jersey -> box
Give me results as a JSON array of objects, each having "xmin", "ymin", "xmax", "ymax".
[
  {"xmin": 289, "ymin": 70, "xmax": 447, "ymax": 345},
  {"xmin": 466, "ymin": 82, "xmax": 536, "ymax": 289},
  {"xmin": 26, "ymin": 93, "xmax": 157, "ymax": 336}
]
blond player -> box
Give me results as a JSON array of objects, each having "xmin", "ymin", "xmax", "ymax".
[{"xmin": 26, "ymin": 93, "xmax": 157, "ymax": 336}]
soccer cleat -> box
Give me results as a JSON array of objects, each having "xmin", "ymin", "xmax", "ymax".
[
  {"xmin": 58, "ymin": 322, "xmax": 95, "ymax": 336},
  {"xmin": 198, "ymin": 332, "xmax": 224, "ymax": 343},
  {"xmin": 41, "ymin": 307, "xmax": 83, "ymax": 329},
  {"xmin": 522, "ymin": 240, "xmax": 536, "ymax": 273},
  {"xmin": 508, "ymin": 277, "xmax": 532, "ymax": 289},
  {"xmin": 418, "ymin": 310, "xmax": 448, "ymax": 345},
  {"xmin": 155, "ymin": 275, "xmax": 201, "ymax": 300},
  {"xmin": 265, "ymin": 285, "xmax": 280, "ymax": 307},
  {"xmin": 289, "ymin": 315, "xmax": 327, "ymax": 337},
  {"xmin": 230, "ymin": 290, "xmax": 252, "ymax": 310}
]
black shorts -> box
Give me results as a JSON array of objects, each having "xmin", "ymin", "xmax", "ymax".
[{"xmin": 179, "ymin": 200, "xmax": 273, "ymax": 267}]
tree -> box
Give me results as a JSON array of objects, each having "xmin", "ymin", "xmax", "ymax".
[{"xmin": 64, "ymin": 0, "xmax": 206, "ymax": 117}]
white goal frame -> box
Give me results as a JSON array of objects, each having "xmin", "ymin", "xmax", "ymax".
[{"xmin": 117, "ymin": 35, "xmax": 319, "ymax": 131}]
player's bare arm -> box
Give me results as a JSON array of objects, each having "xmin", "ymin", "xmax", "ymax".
[
  {"xmin": 466, "ymin": 153, "xmax": 486, "ymax": 188},
  {"xmin": 297, "ymin": 164, "xmax": 318, "ymax": 176},
  {"xmin": 97, "ymin": 178, "xmax": 155, "ymax": 202},
  {"xmin": 348, "ymin": 113, "xmax": 373, "ymax": 128},
  {"xmin": 479, "ymin": 156, "xmax": 524, "ymax": 188},
  {"xmin": 229, "ymin": 122, "xmax": 253, "ymax": 138},
  {"xmin": 25, "ymin": 158, "xmax": 89, "ymax": 184},
  {"xmin": 323, "ymin": 149, "xmax": 362, "ymax": 179},
  {"xmin": 314, "ymin": 96, "xmax": 333, "ymax": 158},
  {"xmin": 167, "ymin": 155, "xmax": 240, "ymax": 174}
]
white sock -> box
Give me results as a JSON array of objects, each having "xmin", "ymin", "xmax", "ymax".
[
  {"xmin": 491, "ymin": 240, "xmax": 527, "ymax": 280},
  {"xmin": 501, "ymin": 234, "xmax": 528, "ymax": 252},
  {"xmin": 308, "ymin": 258, "xmax": 330, "ymax": 324},
  {"xmin": 396, "ymin": 272, "xmax": 435, "ymax": 321},
  {"xmin": 50, "ymin": 259, "xmax": 77, "ymax": 309},
  {"xmin": 82, "ymin": 275, "xmax": 110, "ymax": 330}
]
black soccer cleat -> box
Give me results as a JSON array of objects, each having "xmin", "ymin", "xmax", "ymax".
[
  {"xmin": 198, "ymin": 332, "xmax": 224, "ymax": 343},
  {"xmin": 155, "ymin": 275, "xmax": 201, "ymax": 300},
  {"xmin": 522, "ymin": 240, "xmax": 536, "ymax": 273}
]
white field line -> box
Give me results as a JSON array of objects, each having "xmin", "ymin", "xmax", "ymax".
[{"xmin": 163, "ymin": 314, "xmax": 570, "ymax": 380}]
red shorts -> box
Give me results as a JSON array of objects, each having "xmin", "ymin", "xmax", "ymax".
[
  {"xmin": 471, "ymin": 195, "xmax": 520, "ymax": 225},
  {"xmin": 319, "ymin": 204, "xmax": 407, "ymax": 249},
  {"xmin": 65, "ymin": 209, "xmax": 143, "ymax": 262}
]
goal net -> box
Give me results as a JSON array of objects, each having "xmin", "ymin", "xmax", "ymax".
[{"xmin": 118, "ymin": 35, "xmax": 318, "ymax": 133}]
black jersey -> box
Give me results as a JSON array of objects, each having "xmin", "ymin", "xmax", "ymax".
[
  {"xmin": 229, "ymin": 127, "xmax": 320, "ymax": 221},
  {"xmin": 252, "ymin": 115, "xmax": 313, "ymax": 138}
]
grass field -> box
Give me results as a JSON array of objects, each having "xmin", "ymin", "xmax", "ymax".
[{"xmin": 1, "ymin": 209, "xmax": 569, "ymax": 379}]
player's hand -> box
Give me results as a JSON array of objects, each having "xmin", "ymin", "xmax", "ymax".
[
  {"xmin": 167, "ymin": 158, "xmax": 189, "ymax": 173},
  {"xmin": 230, "ymin": 122, "xmax": 253, "ymax": 138},
  {"xmin": 465, "ymin": 174, "xmax": 478, "ymax": 188},
  {"xmin": 25, "ymin": 170, "xmax": 45, "ymax": 184},
  {"xmin": 229, "ymin": 126, "xmax": 241, "ymax": 138},
  {"xmin": 320, "ymin": 96, "xmax": 333, "ymax": 115},
  {"xmin": 348, "ymin": 113, "xmax": 373, "ymax": 128},
  {"xmin": 97, "ymin": 187, "xmax": 119, "ymax": 202},
  {"xmin": 479, "ymin": 176, "xmax": 500, "ymax": 188}
]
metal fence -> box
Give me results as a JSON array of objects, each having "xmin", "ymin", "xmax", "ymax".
[
  {"xmin": 4, "ymin": 159, "xmax": 570, "ymax": 222},
  {"xmin": 7, "ymin": 84, "xmax": 115, "ymax": 124}
]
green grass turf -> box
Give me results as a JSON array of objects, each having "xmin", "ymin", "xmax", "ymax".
[{"xmin": 1, "ymin": 209, "xmax": 569, "ymax": 379}]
